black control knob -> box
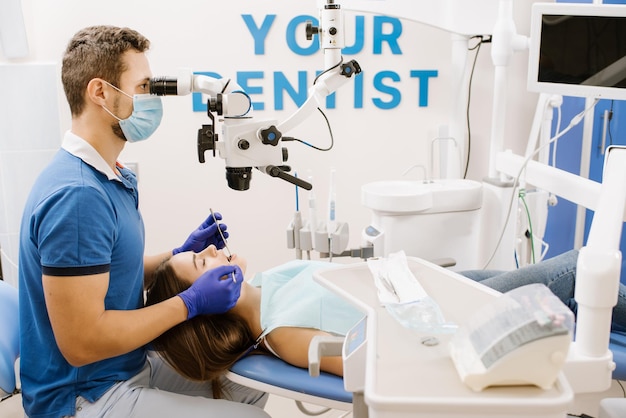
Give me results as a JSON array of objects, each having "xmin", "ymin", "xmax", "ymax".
[
  {"xmin": 340, "ymin": 60, "xmax": 362, "ymax": 78},
  {"xmin": 306, "ymin": 20, "xmax": 319, "ymax": 41},
  {"xmin": 259, "ymin": 125, "xmax": 282, "ymax": 146},
  {"xmin": 238, "ymin": 139, "xmax": 250, "ymax": 150}
]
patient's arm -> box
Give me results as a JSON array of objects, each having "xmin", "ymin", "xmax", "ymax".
[{"xmin": 265, "ymin": 327, "xmax": 343, "ymax": 376}]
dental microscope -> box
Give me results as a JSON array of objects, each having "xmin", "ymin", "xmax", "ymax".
[{"xmin": 148, "ymin": 0, "xmax": 361, "ymax": 192}]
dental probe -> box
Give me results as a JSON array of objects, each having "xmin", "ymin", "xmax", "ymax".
[{"xmin": 210, "ymin": 208, "xmax": 236, "ymax": 283}]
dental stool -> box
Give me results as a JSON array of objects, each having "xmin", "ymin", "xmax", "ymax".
[
  {"xmin": 227, "ymin": 355, "xmax": 352, "ymax": 413},
  {"xmin": 0, "ymin": 280, "xmax": 21, "ymax": 412}
]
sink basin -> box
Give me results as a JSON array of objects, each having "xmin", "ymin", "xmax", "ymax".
[{"xmin": 361, "ymin": 179, "xmax": 482, "ymax": 214}]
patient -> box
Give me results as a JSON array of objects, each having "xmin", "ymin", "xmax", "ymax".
[
  {"xmin": 145, "ymin": 245, "xmax": 364, "ymax": 397},
  {"xmin": 146, "ymin": 247, "xmax": 626, "ymax": 397}
]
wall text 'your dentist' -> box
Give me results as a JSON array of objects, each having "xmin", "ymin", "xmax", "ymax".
[{"xmin": 193, "ymin": 14, "xmax": 439, "ymax": 112}]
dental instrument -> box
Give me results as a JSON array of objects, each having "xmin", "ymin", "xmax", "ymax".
[
  {"xmin": 210, "ymin": 208, "xmax": 235, "ymax": 283},
  {"xmin": 286, "ymin": 174, "xmax": 304, "ymax": 259},
  {"xmin": 210, "ymin": 208, "xmax": 232, "ymax": 261}
]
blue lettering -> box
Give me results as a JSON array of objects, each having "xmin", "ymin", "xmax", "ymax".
[
  {"xmin": 325, "ymin": 92, "xmax": 336, "ymax": 109},
  {"xmin": 342, "ymin": 15, "xmax": 365, "ymax": 55},
  {"xmin": 373, "ymin": 16, "xmax": 402, "ymax": 55},
  {"xmin": 242, "ymin": 14, "xmax": 276, "ymax": 55},
  {"xmin": 410, "ymin": 70, "xmax": 438, "ymax": 107},
  {"xmin": 274, "ymin": 71, "xmax": 308, "ymax": 110},
  {"xmin": 237, "ymin": 71, "xmax": 265, "ymax": 111},
  {"xmin": 287, "ymin": 15, "xmax": 318, "ymax": 56},
  {"xmin": 354, "ymin": 72, "xmax": 364, "ymax": 108},
  {"xmin": 192, "ymin": 70, "xmax": 437, "ymax": 112},
  {"xmin": 373, "ymin": 71, "xmax": 401, "ymax": 109}
]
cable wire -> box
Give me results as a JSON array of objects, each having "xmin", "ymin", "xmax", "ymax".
[
  {"xmin": 618, "ymin": 378, "xmax": 626, "ymax": 397},
  {"xmin": 464, "ymin": 35, "xmax": 491, "ymax": 179},
  {"xmin": 551, "ymin": 104, "xmax": 563, "ymax": 169},
  {"xmin": 282, "ymin": 57, "xmax": 343, "ymax": 152},
  {"xmin": 518, "ymin": 189, "xmax": 536, "ymax": 265},
  {"xmin": 283, "ymin": 107, "xmax": 335, "ymax": 152},
  {"xmin": 482, "ymin": 98, "xmax": 599, "ymax": 269}
]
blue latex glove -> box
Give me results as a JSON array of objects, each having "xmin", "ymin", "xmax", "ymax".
[
  {"xmin": 178, "ymin": 265, "xmax": 244, "ymax": 319},
  {"xmin": 173, "ymin": 212, "xmax": 229, "ymax": 255}
]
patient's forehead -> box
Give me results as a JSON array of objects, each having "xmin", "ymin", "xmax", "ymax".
[{"xmin": 169, "ymin": 252, "xmax": 203, "ymax": 282}]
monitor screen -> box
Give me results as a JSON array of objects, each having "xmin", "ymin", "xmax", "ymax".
[{"xmin": 528, "ymin": 3, "xmax": 626, "ymax": 100}]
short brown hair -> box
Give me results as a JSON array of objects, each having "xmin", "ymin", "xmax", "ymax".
[{"xmin": 61, "ymin": 25, "xmax": 150, "ymax": 116}]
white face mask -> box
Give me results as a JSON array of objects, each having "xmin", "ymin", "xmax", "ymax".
[{"xmin": 102, "ymin": 81, "xmax": 163, "ymax": 143}]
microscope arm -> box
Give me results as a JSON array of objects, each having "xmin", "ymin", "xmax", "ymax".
[
  {"xmin": 278, "ymin": 59, "xmax": 360, "ymax": 134},
  {"xmin": 278, "ymin": 0, "xmax": 360, "ymax": 134}
]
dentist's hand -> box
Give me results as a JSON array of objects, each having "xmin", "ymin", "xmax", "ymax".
[
  {"xmin": 173, "ymin": 212, "xmax": 229, "ymax": 255},
  {"xmin": 178, "ymin": 265, "xmax": 244, "ymax": 319}
]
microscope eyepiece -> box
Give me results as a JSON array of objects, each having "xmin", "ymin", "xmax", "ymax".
[{"xmin": 149, "ymin": 76, "xmax": 179, "ymax": 96}]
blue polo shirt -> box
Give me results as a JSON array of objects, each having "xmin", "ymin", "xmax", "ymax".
[{"xmin": 18, "ymin": 131, "xmax": 146, "ymax": 418}]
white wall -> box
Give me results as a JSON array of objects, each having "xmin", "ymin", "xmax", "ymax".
[
  {"xmin": 1, "ymin": 0, "xmax": 539, "ymax": 278},
  {"xmin": 0, "ymin": 63, "xmax": 60, "ymax": 287}
]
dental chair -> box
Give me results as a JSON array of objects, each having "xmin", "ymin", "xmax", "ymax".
[
  {"xmin": 227, "ymin": 354, "xmax": 352, "ymax": 414},
  {"xmin": 0, "ymin": 280, "xmax": 21, "ymax": 410},
  {"xmin": 0, "ymin": 275, "xmax": 351, "ymax": 416}
]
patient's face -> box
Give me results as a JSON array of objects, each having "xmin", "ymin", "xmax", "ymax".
[{"xmin": 169, "ymin": 245, "xmax": 247, "ymax": 284}]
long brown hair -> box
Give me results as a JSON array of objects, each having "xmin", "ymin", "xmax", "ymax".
[{"xmin": 146, "ymin": 259, "xmax": 255, "ymax": 399}]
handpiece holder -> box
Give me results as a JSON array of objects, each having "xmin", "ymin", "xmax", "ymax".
[{"xmin": 288, "ymin": 217, "xmax": 350, "ymax": 258}]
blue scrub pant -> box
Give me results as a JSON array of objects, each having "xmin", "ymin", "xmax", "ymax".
[
  {"xmin": 460, "ymin": 249, "xmax": 626, "ymax": 333},
  {"xmin": 69, "ymin": 352, "xmax": 269, "ymax": 418}
]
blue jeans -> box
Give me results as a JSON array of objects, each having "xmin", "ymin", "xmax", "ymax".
[{"xmin": 460, "ymin": 249, "xmax": 626, "ymax": 333}]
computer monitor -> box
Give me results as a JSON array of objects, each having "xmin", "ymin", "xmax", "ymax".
[{"xmin": 527, "ymin": 2, "xmax": 626, "ymax": 100}]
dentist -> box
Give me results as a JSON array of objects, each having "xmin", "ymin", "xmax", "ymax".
[{"xmin": 18, "ymin": 25, "xmax": 269, "ymax": 418}]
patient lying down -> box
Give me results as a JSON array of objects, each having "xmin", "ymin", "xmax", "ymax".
[
  {"xmin": 147, "ymin": 245, "xmax": 626, "ymax": 400},
  {"xmin": 145, "ymin": 245, "xmax": 364, "ymax": 397}
]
